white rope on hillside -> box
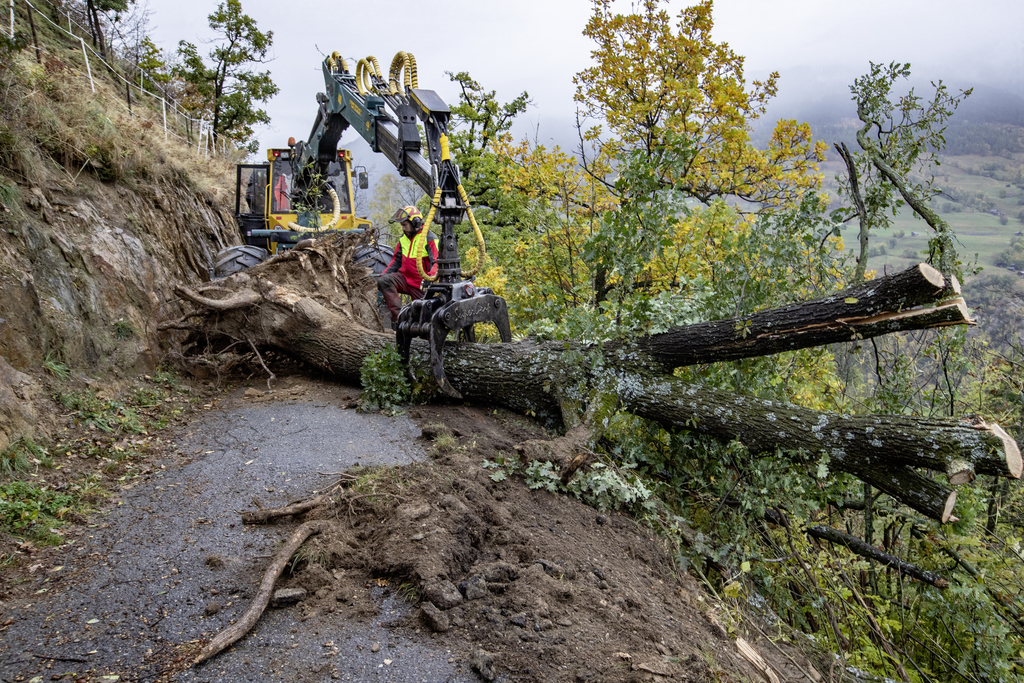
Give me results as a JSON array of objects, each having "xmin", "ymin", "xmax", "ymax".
[
  {"xmin": 19, "ymin": 0, "xmax": 218, "ymax": 154},
  {"xmin": 13, "ymin": 34, "xmax": 212, "ymax": 155}
]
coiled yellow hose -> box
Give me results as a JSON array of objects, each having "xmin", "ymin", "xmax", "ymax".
[
  {"xmin": 388, "ymin": 51, "xmax": 418, "ymax": 95},
  {"xmin": 457, "ymin": 184, "xmax": 487, "ymax": 278},
  {"xmin": 355, "ymin": 56, "xmax": 383, "ymax": 95},
  {"xmin": 287, "ymin": 187, "xmax": 340, "ymax": 232},
  {"xmin": 327, "ymin": 51, "xmax": 348, "ymax": 74}
]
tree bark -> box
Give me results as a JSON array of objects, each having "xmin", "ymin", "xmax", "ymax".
[
  {"xmin": 806, "ymin": 525, "xmax": 949, "ymax": 589},
  {"xmin": 835, "ymin": 142, "xmax": 870, "ymax": 282},
  {"xmin": 165, "ymin": 239, "xmax": 1019, "ymax": 524},
  {"xmin": 625, "ymin": 262, "xmax": 965, "ymax": 371}
]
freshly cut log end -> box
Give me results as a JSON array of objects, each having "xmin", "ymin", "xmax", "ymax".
[
  {"xmin": 946, "ymin": 459, "xmax": 975, "ymax": 486},
  {"xmin": 983, "ymin": 422, "xmax": 1023, "ymax": 479},
  {"xmin": 916, "ymin": 262, "xmax": 946, "ymax": 290},
  {"xmin": 942, "ymin": 298, "xmax": 975, "ymax": 326},
  {"xmin": 942, "ymin": 491, "xmax": 958, "ymax": 524}
]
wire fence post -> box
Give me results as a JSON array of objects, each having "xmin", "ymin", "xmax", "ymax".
[
  {"xmin": 79, "ymin": 36, "xmax": 94, "ymax": 93},
  {"xmin": 161, "ymin": 98, "xmax": 167, "ymax": 140},
  {"xmin": 25, "ymin": 0, "xmax": 40, "ymax": 63},
  {"xmin": 9, "ymin": 0, "xmax": 14, "ymax": 38}
]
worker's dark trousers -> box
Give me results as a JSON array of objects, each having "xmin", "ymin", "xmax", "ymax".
[{"xmin": 377, "ymin": 272, "xmax": 424, "ymax": 322}]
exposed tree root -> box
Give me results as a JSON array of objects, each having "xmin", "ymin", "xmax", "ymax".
[
  {"xmin": 240, "ymin": 497, "xmax": 326, "ymax": 525},
  {"xmin": 193, "ymin": 520, "xmax": 328, "ymax": 665}
]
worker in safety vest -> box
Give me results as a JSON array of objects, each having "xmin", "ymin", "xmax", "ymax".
[{"xmin": 377, "ymin": 205, "xmax": 439, "ymax": 326}]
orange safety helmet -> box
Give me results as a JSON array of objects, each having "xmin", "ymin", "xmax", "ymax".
[{"xmin": 389, "ymin": 205, "xmax": 423, "ymax": 226}]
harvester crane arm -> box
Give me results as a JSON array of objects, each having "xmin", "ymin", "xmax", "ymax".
[
  {"xmin": 293, "ymin": 50, "xmax": 511, "ymax": 398},
  {"xmin": 293, "ymin": 52, "xmax": 443, "ymax": 197}
]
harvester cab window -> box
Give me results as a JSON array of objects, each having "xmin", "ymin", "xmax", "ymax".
[
  {"xmin": 241, "ymin": 166, "xmax": 268, "ymax": 216},
  {"xmin": 321, "ymin": 160, "xmax": 352, "ymax": 214},
  {"xmin": 271, "ymin": 162, "xmax": 292, "ymax": 213}
]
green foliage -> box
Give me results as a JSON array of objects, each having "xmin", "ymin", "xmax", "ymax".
[
  {"xmin": 446, "ymin": 70, "xmax": 529, "ymax": 223},
  {"xmin": 837, "ymin": 61, "xmax": 971, "ymax": 278},
  {"xmin": 995, "ymin": 234, "xmax": 1024, "ymax": 268},
  {"xmin": 0, "ymin": 438, "xmax": 48, "ymax": 477},
  {"xmin": 112, "ymin": 318, "xmax": 134, "ymax": 340},
  {"xmin": 57, "ymin": 389, "xmax": 145, "ymax": 434},
  {"xmin": 175, "ymin": 0, "xmax": 278, "ymax": 150},
  {"xmin": 137, "ymin": 37, "xmax": 172, "ymax": 85},
  {"xmin": 0, "ymin": 177, "xmax": 18, "ymax": 212},
  {"xmin": 483, "ymin": 451, "xmax": 653, "ymax": 512},
  {"xmin": 290, "ymin": 160, "xmax": 328, "ymax": 229},
  {"xmin": 358, "ymin": 344, "xmax": 410, "ymax": 414},
  {"xmin": 41, "ymin": 352, "xmax": 71, "ymax": 381},
  {"xmin": 0, "ymin": 480, "xmax": 77, "ymax": 544},
  {"xmin": 484, "ymin": 8, "xmax": 1023, "ymax": 678},
  {"xmin": 0, "ymin": 31, "xmax": 29, "ymax": 70}
]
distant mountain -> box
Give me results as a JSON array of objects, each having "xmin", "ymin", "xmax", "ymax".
[{"xmin": 750, "ymin": 64, "xmax": 1024, "ymax": 152}]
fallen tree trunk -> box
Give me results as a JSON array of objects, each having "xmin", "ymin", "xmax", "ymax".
[
  {"xmin": 628, "ymin": 262, "xmax": 967, "ymax": 370},
  {"xmin": 163, "ymin": 239, "xmax": 1019, "ymax": 523},
  {"xmin": 805, "ymin": 525, "xmax": 949, "ymax": 589}
]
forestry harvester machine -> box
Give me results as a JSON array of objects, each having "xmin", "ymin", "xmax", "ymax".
[{"xmin": 220, "ymin": 50, "xmax": 511, "ymax": 397}]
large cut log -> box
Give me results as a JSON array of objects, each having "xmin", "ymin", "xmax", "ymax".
[
  {"xmin": 165, "ymin": 247, "xmax": 1018, "ymax": 523},
  {"xmin": 627, "ymin": 262, "xmax": 969, "ymax": 370},
  {"xmin": 618, "ymin": 375, "xmax": 1018, "ymax": 522},
  {"xmin": 619, "ymin": 377, "xmax": 1021, "ymax": 480}
]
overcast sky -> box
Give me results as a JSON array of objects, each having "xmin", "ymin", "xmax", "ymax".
[{"xmin": 141, "ymin": 0, "xmax": 1023, "ymax": 168}]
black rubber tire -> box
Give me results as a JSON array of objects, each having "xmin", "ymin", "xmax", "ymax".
[
  {"xmin": 213, "ymin": 245, "xmax": 270, "ymax": 278},
  {"xmin": 354, "ymin": 240, "xmax": 395, "ymax": 329},
  {"xmin": 353, "ymin": 239, "xmax": 393, "ymax": 276}
]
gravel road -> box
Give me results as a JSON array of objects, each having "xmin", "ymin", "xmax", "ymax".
[{"xmin": 0, "ymin": 384, "xmax": 474, "ymax": 683}]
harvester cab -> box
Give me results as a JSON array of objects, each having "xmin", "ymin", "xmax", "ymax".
[{"xmin": 221, "ymin": 143, "xmax": 373, "ymax": 277}]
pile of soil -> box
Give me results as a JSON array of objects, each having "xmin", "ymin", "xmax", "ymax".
[{"xmin": 273, "ymin": 401, "xmax": 823, "ymax": 683}]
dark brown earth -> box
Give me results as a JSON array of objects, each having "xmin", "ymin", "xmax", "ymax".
[
  {"xmin": 0, "ymin": 372, "xmax": 828, "ymax": 683},
  {"xmin": 233, "ymin": 384, "xmax": 828, "ymax": 683}
]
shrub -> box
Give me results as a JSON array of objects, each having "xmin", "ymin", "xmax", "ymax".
[
  {"xmin": 358, "ymin": 344, "xmax": 410, "ymax": 414},
  {"xmin": 0, "ymin": 480, "xmax": 76, "ymax": 543}
]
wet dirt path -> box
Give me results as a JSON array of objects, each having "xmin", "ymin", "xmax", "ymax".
[{"xmin": 0, "ymin": 383, "xmax": 473, "ymax": 683}]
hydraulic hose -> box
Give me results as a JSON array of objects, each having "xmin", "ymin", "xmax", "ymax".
[
  {"xmin": 287, "ymin": 187, "xmax": 340, "ymax": 232},
  {"xmin": 327, "ymin": 51, "xmax": 348, "ymax": 74},
  {"xmin": 388, "ymin": 51, "xmax": 418, "ymax": 95},
  {"xmin": 355, "ymin": 56, "xmax": 382, "ymax": 95},
  {"xmin": 457, "ymin": 184, "xmax": 487, "ymax": 278},
  {"xmin": 410, "ymin": 185, "xmax": 488, "ymax": 281}
]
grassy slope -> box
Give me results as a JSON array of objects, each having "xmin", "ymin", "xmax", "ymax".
[{"xmin": 820, "ymin": 152, "xmax": 1024, "ymax": 279}]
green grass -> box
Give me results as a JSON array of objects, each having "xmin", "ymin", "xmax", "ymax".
[
  {"xmin": 41, "ymin": 352, "xmax": 71, "ymax": 381},
  {"xmin": 0, "ymin": 479, "xmax": 77, "ymax": 544},
  {"xmin": 57, "ymin": 389, "xmax": 145, "ymax": 434},
  {"xmin": 828, "ymin": 152, "xmax": 1024, "ymax": 278}
]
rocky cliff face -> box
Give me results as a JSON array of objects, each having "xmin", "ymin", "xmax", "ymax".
[{"xmin": 0, "ymin": 173, "xmax": 239, "ymax": 449}]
